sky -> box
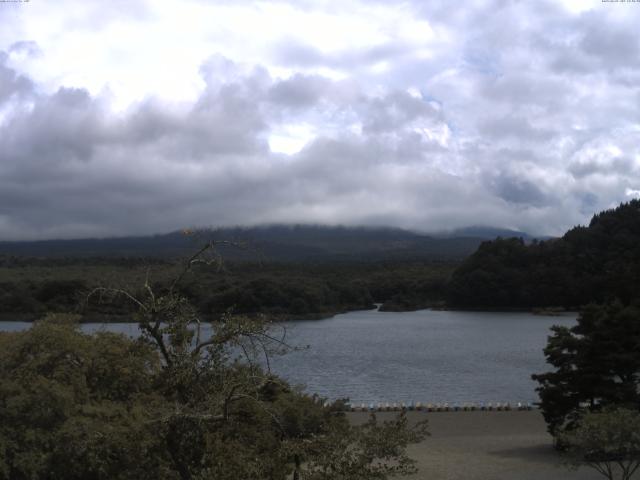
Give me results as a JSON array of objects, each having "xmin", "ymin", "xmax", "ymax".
[{"xmin": 0, "ymin": 0, "xmax": 639, "ymax": 240}]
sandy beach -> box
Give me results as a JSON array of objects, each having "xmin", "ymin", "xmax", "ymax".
[{"xmin": 349, "ymin": 411, "xmax": 602, "ymax": 480}]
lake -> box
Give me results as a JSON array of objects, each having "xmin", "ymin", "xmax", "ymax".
[{"xmin": 0, "ymin": 308, "xmax": 576, "ymax": 405}]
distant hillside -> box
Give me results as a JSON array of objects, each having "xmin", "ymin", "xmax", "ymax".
[
  {"xmin": 437, "ymin": 226, "xmax": 548, "ymax": 241},
  {"xmin": 0, "ymin": 224, "xmax": 532, "ymax": 262},
  {"xmin": 447, "ymin": 200, "xmax": 640, "ymax": 308}
]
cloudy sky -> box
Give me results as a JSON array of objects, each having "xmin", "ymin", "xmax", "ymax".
[{"xmin": 1, "ymin": 0, "xmax": 639, "ymax": 240}]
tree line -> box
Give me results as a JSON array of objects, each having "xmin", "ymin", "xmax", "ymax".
[
  {"xmin": 521, "ymin": 202, "xmax": 640, "ymax": 479},
  {"xmin": 448, "ymin": 200, "xmax": 640, "ymax": 309},
  {"xmin": 0, "ymin": 260, "xmax": 454, "ymax": 320}
]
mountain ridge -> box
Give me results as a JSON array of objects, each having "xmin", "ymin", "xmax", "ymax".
[{"xmin": 0, "ymin": 224, "xmax": 543, "ymax": 262}]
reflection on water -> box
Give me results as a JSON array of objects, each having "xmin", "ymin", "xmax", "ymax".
[{"xmin": 1, "ymin": 309, "xmax": 576, "ymax": 404}]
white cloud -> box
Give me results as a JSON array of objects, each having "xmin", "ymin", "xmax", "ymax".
[
  {"xmin": 557, "ymin": 0, "xmax": 600, "ymax": 14},
  {"xmin": 269, "ymin": 124, "xmax": 316, "ymax": 155},
  {"xmin": 0, "ymin": 0, "xmax": 640, "ymax": 239}
]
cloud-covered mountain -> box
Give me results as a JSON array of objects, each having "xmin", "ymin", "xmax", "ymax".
[{"xmin": 0, "ymin": 224, "xmax": 530, "ymax": 261}]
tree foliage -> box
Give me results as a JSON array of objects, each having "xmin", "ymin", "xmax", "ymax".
[
  {"xmin": 532, "ymin": 302, "xmax": 640, "ymax": 436},
  {"xmin": 0, "ymin": 257, "xmax": 454, "ymax": 320},
  {"xmin": 448, "ymin": 200, "xmax": 640, "ymax": 308},
  {"xmin": 0, "ymin": 244, "xmax": 428, "ymax": 480},
  {"xmin": 558, "ymin": 408, "xmax": 640, "ymax": 480}
]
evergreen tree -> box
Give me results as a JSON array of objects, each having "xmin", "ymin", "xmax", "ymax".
[{"xmin": 532, "ymin": 302, "xmax": 640, "ymax": 436}]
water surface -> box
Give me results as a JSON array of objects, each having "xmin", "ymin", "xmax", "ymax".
[{"xmin": 1, "ymin": 309, "xmax": 576, "ymax": 404}]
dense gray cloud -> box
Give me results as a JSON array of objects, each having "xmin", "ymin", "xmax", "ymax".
[
  {"xmin": 267, "ymin": 74, "xmax": 332, "ymax": 108},
  {"xmin": 8, "ymin": 41, "xmax": 41, "ymax": 58},
  {"xmin": 0, "ymin": 51, "xmax": 32, "ymax": 102},
  {"xmin": 1, "ymin": 0, "xmax": 640, "ymax": 240},
  {"xmin": 489, "ymin": 172, "xmax": 554, "ymax": 207}
]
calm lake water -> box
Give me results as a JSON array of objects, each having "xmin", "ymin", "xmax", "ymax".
[{"xmin": 0, "ymin": 309, "xmax": 576, "ymax": 405}]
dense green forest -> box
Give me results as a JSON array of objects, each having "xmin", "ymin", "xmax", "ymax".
[
  {"xmin": 0, "ymin": 224, "xmax": 498, "ymax": 320},
  {"xmin": 0, "ymin": 257, "xmax": 454, "ymax": 320},
  {"xmin": 448, "ymin": 200, "xmax": 640, "ymax": 309}
]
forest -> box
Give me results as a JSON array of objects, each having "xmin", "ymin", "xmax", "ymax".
[
  {"xmin": 0, "ymin": 257, "xmax": 454, "ymax": 321},
  {"xmin": 447, "ymin": 200, "xmax": 640, "ymax": 309},
  {"xmin": 1, "ymin": 200, "xmax": 639, "ymax": 320}
]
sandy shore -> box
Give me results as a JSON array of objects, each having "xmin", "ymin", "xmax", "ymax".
[{"xmin": 348, "ymin": 411, "xmax": 602, "ymax": 480}]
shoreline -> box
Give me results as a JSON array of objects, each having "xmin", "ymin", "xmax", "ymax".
[{"xmin": 0, "ymin": 305, "xmax": 578, "ymax": 323}]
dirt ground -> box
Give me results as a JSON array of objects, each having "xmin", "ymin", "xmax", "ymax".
[{"xmin": 348, "ymin": 411, "xmax": 603, "ymax": 480}]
